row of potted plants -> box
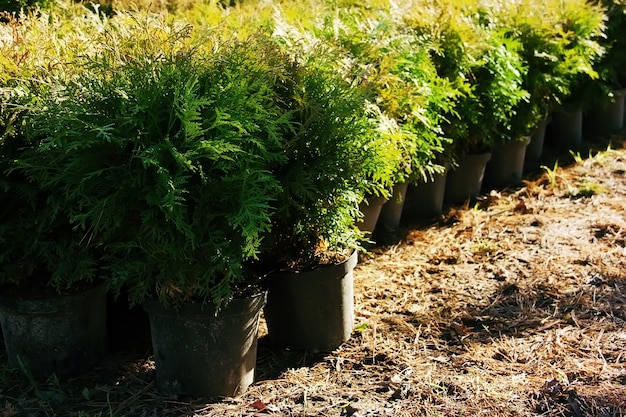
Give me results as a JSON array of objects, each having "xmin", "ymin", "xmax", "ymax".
[
  {"xmin": 258, "ymin": 0, "xmax": 607, "ymax": 211},
  {"xmin": 0, "ymin": 0, "xmax": 619, "ymax": 399},
  {"xmin": 0, "ymin": 3, "xmax": 403, "ymax": 396}
]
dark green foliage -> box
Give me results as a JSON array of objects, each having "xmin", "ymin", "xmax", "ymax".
[
  {"xmin": 260, "ymin": 44, "xmax": 379, "ymax": 270},
  {"xmin": 578, "ymin": 0, "xmax": 626, "ymax": 106},
  {"xmin": 0, "ymin": 78, "xmax": 100, "ymax": 293},
  {"xmin": 505, "ymin": 21, "xmax": 561, "ymax": 136},
  {"xmin": 0, "ymin": 0, "xmax": 51, "ymax": 14},
  {"xmin": 13, "ymin": 23, "xmax": 292, "ymax": 307},
  {"xmin": 601, "ymin": 0, "xmax": 626, "ymax": 88}
]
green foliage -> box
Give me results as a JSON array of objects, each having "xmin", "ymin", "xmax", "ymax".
[
  {"xmin": 575, "ymin": 0, "xmax": 626, "ymax": 107},
  {"xmin": 494, "ymin": 0, "xmax": 605, "ymax": 117},
  {"xmin": 314, "ymin": 6, "xmax": 457, "ymax": 182},
  {"xmin": 260, "ymin": 40, "xmax": 383, "ymax": 270},
  {"xmin": 0, "ymin": 7, "xmax": 106, "ymax": 292},
  {"xmin": 601, "ymin": 0, "xmax": 626, "ymax": 88},
  {"xmin": 0, "ymin": 0, "xmax": 52, "ymax": 14},
  {"xmin": 568, "ymin": 181, "xmax": 605, "ymax": 198},
  {"xmin": 404, "ymin": 0, "xmax": 528, "ymax": 155},
  {"xmin": 0, "ymin": 0, "xmax": 616, "ymax": 302},
  {"xmin": 541, "ymin": 161, "xmax": 560, "ymax": 189},
  {"xmin": 271, "ymin": 8, "xmax": 404, "ymax": 192},
  {"xmin": 10, "ymin": 13, "xmax": 292, "ymax": 307},
  {"xmin": 546, "ymin": 0, "xmax": 606, "ymax": 108}
]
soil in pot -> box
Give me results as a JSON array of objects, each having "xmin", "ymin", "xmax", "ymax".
[
  {"xmin": 444, "ymin": 152, "xmax": 492, "ymax": 204},
  {"xmin": 0, "ymin": 283, "xmax": 107, "ymax": 379},
  {"xmin": 143, "ymin": 292, "xmax": 266, "ymax": 398},
  {"xmin": 263, "ymin": 250, "xmax": 358, "ymax": 352}
]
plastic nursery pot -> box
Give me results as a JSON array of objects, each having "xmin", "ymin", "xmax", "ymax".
[
  {"xmin": 585, "ymin": 89, "xmax": 626, "ymax": 136},
  {"xmin": 402, "ymin": 169, "xmax": 449, "ymax": 220},
  {"xmin": 483, "ymin": 136, "xmax": 532, "ymax": 188},
  {"xmin": 0, "ymin": 283, "xmax": 107, "ymax": 378},
  {"xmin": 547, "ymin": 106, "xmax": 583, "ymax": 150},
  {"xmin": 356, "ymin": 195, "xmax": 387, "ymax": 236},
  {"xmin": 378, "ymin": 182, "xmax": 410, "ymax": 231},
  {"xmin": 263, "ymin": 250, "xmax": 358, "ymax": 352},
  {"xmin": 444, "ymin": 152, "xmax": 492, "ymax": 204},
  {"xmin": 143, "ymin": 292, "xmax": 266, "ymax": 398},
  {"xmin": 526, "ymin": 118, "xmax": 550, "ymax": 163}
]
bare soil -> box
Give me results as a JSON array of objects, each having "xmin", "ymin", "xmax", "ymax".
[{"xmin": 1, "ymin": 134, "xmax": 625, "ymax": 417}]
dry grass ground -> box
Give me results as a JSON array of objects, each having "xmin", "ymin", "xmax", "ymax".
[{"xmin": 1, "ymin": 136, "xmax": 625, "ymax": 416}]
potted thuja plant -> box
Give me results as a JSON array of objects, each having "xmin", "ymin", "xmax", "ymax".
[
  {"xmin": 406, "ymin": 6, "xmax": 528, "ymax": 202},
  {"xmin": 583, "ymin": 0, "xmax": 625, "ymax": 135},
  {"xmin": 258, "ymin": 39, "xmax": 391, "ymax": 352},
  {"xmin": 273, "ymin": 7, "xmax": 404, "ymax": 238},
  {"xmin": 465, "ymin": 10, "xmax": 534, "ymax": 187},
  {"xmin": 540, "ymin": 0, "xmax": 605, "ymax": 148},
  {"xmin": 0, "ymin": 4, "xmax": 115, "ymax": 380},
  {"xmin": 19, "ymin": 20, "xmax": 292, "ymax": 398},
  {"xmin": 365, "ymin": 28, "xmax": 455, "ymax": 226},
  {"xmin": 0, "ymin": 80, "xmax": 107, "ymax": 380},
  {"xmin": 325, "ymin": 9, "xmax": 455, "ymax": 230},
  {"xmin": 495, "ymin": 0, "xmax": 605, "ymax": 155},
  {"xmin": 493, "ymin": 0, "xmax": 567, "ymax": 163}
]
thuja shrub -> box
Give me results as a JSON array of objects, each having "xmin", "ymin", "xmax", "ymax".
[
  {"xmin": 0, "ymin": 3, "xmax": 110, "ymax": 293},
  {"xmin": 259, "ymin": 37, "xmax": 393, "ymax": 270},
  {"xmin": 599, "ymin": 0, "xmax": 626, "ymax": 89},
  {"xmin": 577, "ymin": 0, "xmax": 624, "ymax": 105},
  {"xmin": 16, "ymin": 14, "xmax": 293, "ymax": 307},
  {"xmin": 491, "ymin": 0, "xmax": 605, "ymax": 125},
  {"xmin": 311, "ymin": 5, "xmax": 457, "ymax": 183},
  {"xmin": 402, "ymin": 0, "xmax": 528, "ymax": 156}
]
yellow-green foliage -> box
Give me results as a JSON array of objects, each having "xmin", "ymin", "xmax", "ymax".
[
  {"xmin": 0, "ymin": 0, "xmax": 613, "ymax": 300},
  {"xmin": 1, "ymin": 0, "xmax": 608, "ymax": 190},
  {"xmin": 0, "ymin": 3, "xmax": 107, "ymax": 82}
]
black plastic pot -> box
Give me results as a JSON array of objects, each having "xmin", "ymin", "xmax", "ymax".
[
  {"xmin": 585, "ymin": 89, "xmax": 626, "ymax": 135},
  {"xmin": 378, "ymin": 182, "xmax": 409, "ymax": 231},
  {"xmin": 483, "ymin": 136, "xmax": 531, "ymax": 188},
  {"xmin": 356, "ymin": 195, "xmax": 387, "ymax": 236},
  {"xmin": 444, "ymin": 152, "xmax": 492, "ymax": 204},
  {"xmin": 263, "ymin": 250, "xmax": 358, "ymax": 352},
  {"xmin": 144, "ymin": 292, "xmax": 266, "ymax": 398},
  {"xmin": 526, "ymin": 118, "xmax": 550, "ymax": 163},
  {"xmin": 402, "ymin": 169, "xmax": 448, "ymax": 220},
  {"xmin": 547, "ymin": 105, "xmax": 583, "ymax": 150},
  {"xmin": 0, "ymin": 283, "xmax": 107, "ymax": 378}
]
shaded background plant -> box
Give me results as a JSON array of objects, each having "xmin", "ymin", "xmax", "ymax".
[
  {"xmin": 0, "ymin": 5, "xmax": 108, "ymax": 294},
  {"xmin": 1, "ymin": 82, "xmax": 102, "ymax": 294},
  {"xmin": 578, "ymin": 0, "xmax": 625, "ymax": 107}
]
